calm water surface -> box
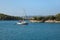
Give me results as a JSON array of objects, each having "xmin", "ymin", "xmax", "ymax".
[{"xmin": 0, "ymin": 21, "xmax": 60, "ymax": 40}]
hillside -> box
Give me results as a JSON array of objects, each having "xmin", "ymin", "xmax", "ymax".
[{"xmin": 0, "ymin": 13, "xmax": 23, "ymax": 20}]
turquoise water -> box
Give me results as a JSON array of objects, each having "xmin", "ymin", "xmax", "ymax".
[{"xmin": 0, "ymin": 21, "xmax": 60, "ymax": 40}]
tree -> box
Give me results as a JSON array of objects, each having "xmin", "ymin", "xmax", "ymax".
[{"xmin": 55, "ymin": 13, "xmax": 60, "ymax": 21}]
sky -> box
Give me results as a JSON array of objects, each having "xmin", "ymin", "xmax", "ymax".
[{"xmin": 0, "ymin": 0, "xmax": 60, "ymax": 16}]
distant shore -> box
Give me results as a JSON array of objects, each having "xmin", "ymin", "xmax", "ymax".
[
  {"xmin": 0, "ymin": 13, "xmax": 60, "ymax": 23},
  {"xmin": 29, "ymin": 13, "xmax": 60, "ymax": 23},
  {"xmin": 0, "ymin": 13, "xmax": 23, "ymax": 20},
  {"xmin": 30, "ymin": 20, "xmax": 60, "ymax": 23}
]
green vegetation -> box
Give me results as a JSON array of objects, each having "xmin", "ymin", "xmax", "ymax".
[
  {"xmin": 32, "ymin": 16, "xmax": 45, "ymax": 21},
  {"xmin": 31, "ymin": 13, "xmax": 60, "ymax": 21},
  {"xmin": 0, "ymin": 13, "xmax": 60, "ymax": 21},
  {"xmin": 55, "ymin": 13, "xmax": 60, "ymax": 21},
  {"xmin": 0, "ymin": 13, "xmax": 23, "ymax": 20}
]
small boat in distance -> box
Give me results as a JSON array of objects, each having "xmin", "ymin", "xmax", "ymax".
[
  {"xmin": 17, "ymin": 20, "xmax": 28, "ymax": 25},
  {"xmin": 17, "ymin": 9, "xmax": 28, "ymax": 25}
]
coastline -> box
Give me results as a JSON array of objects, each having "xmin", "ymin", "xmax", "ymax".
[
  {"xmin": 30, "ymin": 20, "xmax": 60, "ymax": 23},
  {"xmin": 30, "ymin": 20, "xmax": 43, "ymax": 23}
]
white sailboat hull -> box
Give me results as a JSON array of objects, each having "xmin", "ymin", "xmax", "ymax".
[{"xmin": 17, "ymin": 21, "xmax": 28, "ymax": 25}]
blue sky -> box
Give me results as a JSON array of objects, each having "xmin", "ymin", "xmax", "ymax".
[{"xmin": 0, "ymin": 0, "xmax": 60, "ymax": 16}]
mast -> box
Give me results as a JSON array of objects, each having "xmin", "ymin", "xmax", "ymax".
[{"xmin": 23, "ymin": 9, "xmax": 27, "ymax": 20}]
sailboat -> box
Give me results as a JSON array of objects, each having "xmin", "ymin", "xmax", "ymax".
[
  {"xmin": 17, "ymin": 9, "xmax": 28, "ymax": 25},
  {"xmin": 17, "ymin": 20, "xmax": 28, "ymax": 25}
]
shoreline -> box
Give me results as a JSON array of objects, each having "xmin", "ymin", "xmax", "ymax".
[
  {"xmin": 30, "ymin": 20, "xmax": 60, "ymax": 23},
  {"xmin": 0, "ymin": 20, "xmax": 60, "ymax": 23}
]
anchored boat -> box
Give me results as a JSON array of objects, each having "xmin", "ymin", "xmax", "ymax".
[{"xmin": 17, "ymin": 9, "xmax": 28, "ymax": 25}]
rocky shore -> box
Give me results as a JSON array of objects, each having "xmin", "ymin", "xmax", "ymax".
[
  {"xmin": 30, "ymin": 20, "xmax": 60, "ymax": 23},
  {"xmin": 30, "ymin": 20, "xmax": 42, "ymax": 23}
]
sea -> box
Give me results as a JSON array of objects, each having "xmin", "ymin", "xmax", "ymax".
[{"xmin": 0, "ymin": 21, "xmax": 60, "ymax": 40}]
